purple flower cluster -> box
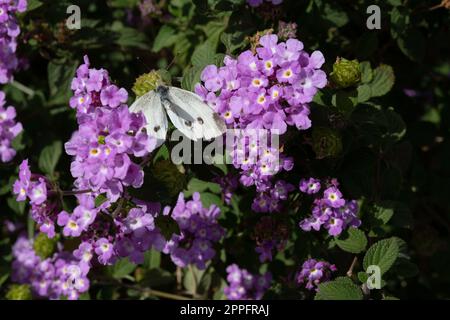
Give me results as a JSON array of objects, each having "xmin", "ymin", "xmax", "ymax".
[
  {"xmin": 0, "ymin": 0, "xmax": 27, "ymax": 83},
  {"xmin": 66, "ymin": 55, "xmax": 156, "ymax": 202},
  {"xmin": 247, "ymin": 0, "xmax": 282, "ymax": 8},
  {"xmin": 224, "ymin": 264, "xmax": 272, "ymax": 300},
  {"xmin": 196, "ymin": 34, "xmax": 326, "ymax": 134},
  {"xmin": 69, "ymin": 200, "xmax": 165, "ymax": 266},
  {"xmin": 296, "ymin": 258, "xmax": 336, "ymax": 291},
  {"xmin": 298, "ymin": 178, "xmax": 361, "ymax": 236},
  {"xmin": 196, "ymin": 35, "xmax": 326, "ymax": 211},
  {"xmin": 13, "ymin": 160, "xmax": 58, "ymax": 238},
  {"xmin": 0, "ymin": 90, "xmax": 22, "ymax": 162},
  {"xmin": 164, "ymin": 192, "xmax": 225, "ymax": 270},
  {"xmin": 11, "ymin": 236, "xmax": 90, "ymax": 300}
]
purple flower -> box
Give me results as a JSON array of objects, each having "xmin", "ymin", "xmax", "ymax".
[
  {"xmin": 163, "ymin": 192, "xmax": 225, "ymax": 269},
  {"xmin": 100, "ymin": 85, "xmax": 128, "ymax": 108},
  {"xmin": 0, "ymin": 91, "xmax": 23, "ymax": 162},
  {"xmin": 323, "ymin": 186, "xmax": 345, "ymax": 208},
  {"xmin": 298, "ymin": 178, "xmax": 361, "ymax": 237},
  {"xmin": 0, "ymin": 1, "xmax": 27, "ymax": 83},
  {"xmin": 95, "ymin": 238, "xmax": 115, "ymax": 265},
  {"xmin": 224, "ymin": 264, "xmax": 271, "ymax": 300},
  {"xmin": 299, "ymin": 177, "xmax": 321, "ymax": 194},
  {"xmin": 297, "ymin": 258, "xmax": 337, "ymax": 291},
  {"xmin": 57, "ymin": 211, "xmax": 83, "ymax": 237}
]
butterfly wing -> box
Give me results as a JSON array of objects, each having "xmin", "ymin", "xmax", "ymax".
[
  {"xmin": 129, "ymin": 90, "xmax": 168, "ymax": 147},
  {"xmin": 165, "ymin": 86, "xmax": 226, "ymax": 141}
]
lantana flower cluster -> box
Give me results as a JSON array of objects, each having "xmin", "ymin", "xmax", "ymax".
[
  {"xmin": 0, "ymin": 0, "xmax": 27, "ymax": 83},
  {"xmin": 13, "ymin": 160, "xmax": 58, "ymax": 237},
  {"xmin": 296, "ymin": 258, "xmax": 336, "ymax": 291},
  {"xmin": 11, "ymin": 236, "xmax": 90, "ymax": 300},
  {"xmin": 0, "ymin": 90, "xmax": 22, "ymax": 162},
  {"xmin": 298, "ymin": 178, "xmax": 361, "ymax": 236},
  {"xmin": 67, "ymin": 55, "xmax": 156, "ymax": 202},
  {"xmin": 164, "ymin": 192, "xmax": 225, "ymax": 270},
  {"xmin": 196, "ymin": 34, "xmax": 326, "ymax": 212},
  {"xmin": 224, "ymin": 264, "xmax": 272, "ymax": 300}
]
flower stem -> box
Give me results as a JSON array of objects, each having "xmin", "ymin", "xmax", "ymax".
[
  {"xmin": 11, "ymin": 80, "xmax": 35, "ymax": 97},
  {"xmin": 346, "ymin": 256, "xmax": 358, "ymax": 277},
  {"xmin": 61, "ymin": 189, "xmax": 92, "ymax": 196}
]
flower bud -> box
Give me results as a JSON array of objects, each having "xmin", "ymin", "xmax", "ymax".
[
  {"xmin": 6, "ymin": 284, "xmax": 32, "ymax": 300},
  {"xmin": 330, "ymin": 58, "xmax": 361, "ymax": 89},
  {"xmin": 132, "ymin": 70, "xmax": 164, "ymax": 97},
  {"xmin": 312, "ymin": 127, "xmax": 343, "ymax": 159},
  {"xmin": 277, "ymin": 21, "xmax": 298, "ymax": 41},
  {"xmin": 33, "ymin": 232, "xmax": 57, "ymax": 259}
]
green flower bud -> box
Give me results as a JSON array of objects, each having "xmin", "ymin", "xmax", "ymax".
[
  {"xmin": 132, "ymin": 70, "xmax": 165, "ymax": 97},
  {"xmin": 330, "ymin": 58, "xmax": 361, "ymax": 89},
  {"xmin": 33, "ymin": 232, "xmax": 57, "ymax": 259},
  {"xmin": 312, "ymin": 127, "xmax": 343, "ymax": 159},
  {"xmin": 6, "ymin": 284, "xmax": 32, "ymax": 300}
]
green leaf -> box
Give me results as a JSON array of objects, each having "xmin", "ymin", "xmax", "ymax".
[
  {"xmin": 332, "ymin": 90, "xmax": 358, "ymax": 116},
  {"xmin": 191, "ymin": 41, "xmax": 216, "ymax": 69},
  {"xmin": 152, "ymin": 25, "xmax": 178, "ymax": 52},
  {"xmin": 94, "ymin": 194, "xmax": 108, "ymax": 207},
  {"xmin": 366, "ymin": 201, "xmax": 395, "ymax": 226},
  {"xmin": 368, "ymin": 65, "xmax": 395, "ymax": 98},
  {"xmin": 335, "ymin": 228, "xmax": 368, "ymax": 254},
  {"xmin": 390, "ymin": 7, "xmax": 410, "ymax": 39},
  {"xmin": 7, "ymin": 197, "xmax": 26, "ymax": 215},
  {"xmin": 323, "ymin": 3, "xmax": 349, "ymax": 28},
  {"xmin": 181, "ymin": 67, "xmax": 202, "ymax": 91},
  {"xmin": 220, "ymin": 31, "xmax": 247, "ymax": 54},
  {"xmin": 143, "ymin": 249, "xmax": 161, "ymax": 270},
  {"xmin": 315, "ymin": 277, "xmax": 363, "ymax": 300},
  {"xmin": 38, "ymin": 141, "xmax": 62, "ymax": 175},
  {"xmin": 360, "ymin": 62, "xmax": 373, "ymax": 83},
  {"xmin": 11, "ymin": 131, "xmax": 25, "ymax": 152},
  {"xmin": 109, "ymin": 0, "xmax": 140, "ymax": 8},
  {"xmin": 47, "ymin": 62, "xmax": 78, "ymax": 105},
  {"xmin": 363, "ymin": 237, "xmax": 400, "ymax": 275},
  {"xmin": 26, "ymin": 0, "xmax": 43, "ymax": 11},
  {"xmin": 109, "ymin": 258, "xmax": 136, "ymax": 279},
  {"xmin": 185, "ymin": 178, "xmax": 221, "ymax": 197},
  {"xmin": 357, "ymin": 84, "xmax": 372, "ymax": 103},
  {"xmin": 114, "ymin": 27, "xmax": 150, "ymax": 50}
]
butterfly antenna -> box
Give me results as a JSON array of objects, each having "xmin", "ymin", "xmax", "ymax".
[{"xmin": 166, "ymin": 50, "xmax": 182, "ymax": 70}]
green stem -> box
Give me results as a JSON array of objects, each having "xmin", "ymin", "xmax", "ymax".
[
  {"xmin": 61, "ymin": 189, "xmax": 92, "ymax": 196},
  {"xmin": 11, "ymin": 80, "xmax": 35, "ymax": 97}
]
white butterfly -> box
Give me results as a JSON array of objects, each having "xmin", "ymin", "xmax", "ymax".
[{"xmin": 130, "ymin": 85, "xmax": 227, "ymax": 147}]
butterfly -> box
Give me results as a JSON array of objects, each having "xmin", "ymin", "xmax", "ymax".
[{"xmin": 130, "ymin": 85, "xmax": 227, "ymax": 147}]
